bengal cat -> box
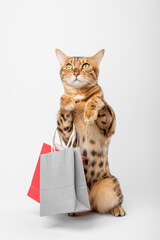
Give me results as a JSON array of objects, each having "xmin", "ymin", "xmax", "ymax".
[{"xmin": 55, "ymin": 49, "xmax": 125, "ymax": 217}]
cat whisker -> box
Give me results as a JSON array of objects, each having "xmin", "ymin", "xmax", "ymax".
[{"xmin": 83, "ymin": 79, "xmax": 97, "ymax": 87}]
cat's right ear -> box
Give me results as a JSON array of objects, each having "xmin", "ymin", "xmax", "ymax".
[
  {"xmin": 55, "ymin": 49, "xmax": 68, "ymax": 66},
  {"xmin": 92, "ymin": 49, "xmax": 105, "ymax": 67}
]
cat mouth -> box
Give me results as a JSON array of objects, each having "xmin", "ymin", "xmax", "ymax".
[{"xmin": 73, "ymin": 78, "xmax": 81, "ymax": 82}]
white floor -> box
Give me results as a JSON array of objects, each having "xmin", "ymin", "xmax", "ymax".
[{"xmin": 1, "ymin": 196, "xmax": 159, "ymax": 240}]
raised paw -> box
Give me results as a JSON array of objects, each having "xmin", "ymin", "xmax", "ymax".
[
  {"xmin": 84, "ymin": 109, "xmax": 98, "ymax": 124},
  {"xmin": 110, "ymin": 206, "xmax": 126, "ymax": 217},
  {"xmin": 61, "ymin": 96, "xmax": 75, "ymax": 111}
]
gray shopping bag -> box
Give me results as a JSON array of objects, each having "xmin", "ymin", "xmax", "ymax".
[
  {"xmin": 73, "ymin": 147, "xmax": 91, "ymax": 212},
  {"xmin": 40, "ymin": 127, "xmax": 90, "ymax": 216}
]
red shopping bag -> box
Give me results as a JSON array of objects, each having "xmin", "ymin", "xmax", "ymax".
[
  {"xmin": 27, "ymin": 143, "xmax": 84, "ymax": 203},
  {"xmin": 27, "ymin": 143, "xmax": 60, "ymax": 203}
]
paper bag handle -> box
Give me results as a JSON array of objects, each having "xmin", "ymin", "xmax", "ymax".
[{"xmin": 51, "ymin": 124, "xmax": 76, "ymax": 152}]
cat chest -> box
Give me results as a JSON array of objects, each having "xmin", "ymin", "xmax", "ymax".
[{"xmin": 73, "ymin": 94, "xmax": 85, "ymax": 101}]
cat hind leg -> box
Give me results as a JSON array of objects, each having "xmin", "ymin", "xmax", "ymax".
[{"xmin": 90, "ymin": 176, "xmax": 126, "ymax": 216}]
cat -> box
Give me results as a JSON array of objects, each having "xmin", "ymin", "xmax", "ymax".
[{"xmin": 55, "ymin": 49, "xmax": 125, "ymax": 217}]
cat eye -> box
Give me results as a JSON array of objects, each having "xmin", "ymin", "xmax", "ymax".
[
  {"xmin": 66, "ymin": 63, "xmax": 73, "ymax": 70},
  {"xmin": 82, "ymin": 63, "xmax": 90, "ymax": 69}
]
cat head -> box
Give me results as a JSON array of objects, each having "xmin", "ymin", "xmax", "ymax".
[{"xmin": 55, "ymin": 49, "xmax": 104, "ymax": 90}]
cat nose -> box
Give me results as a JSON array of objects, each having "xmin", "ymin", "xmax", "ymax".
[{"xmin": 74, "ymin": 72, "xmax": 80, "ymax": 77}]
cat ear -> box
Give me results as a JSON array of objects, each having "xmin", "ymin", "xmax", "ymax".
[
  {"xmin": 55, "ymin": 49, "xmax": 68, "ymax": 66},
  {"xmin": 92, "ymin": 49, "xmax": 105, "ymax": 66}
]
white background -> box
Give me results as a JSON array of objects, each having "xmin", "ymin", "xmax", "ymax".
[{"xmin": 0, "ymin": 0, "xmax": 160, "ymax": 239}]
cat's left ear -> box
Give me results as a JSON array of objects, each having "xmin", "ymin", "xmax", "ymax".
[
  {"xmin": 92, "ymin": 49, "xmax": 105, "ymax": 67},
  {"xmin": 55, "ymin": 49, "xmax": 68, "ymax": 66}
]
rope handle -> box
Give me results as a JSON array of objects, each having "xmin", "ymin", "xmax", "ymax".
[{"xmin": 51, "ymin": 124, "xmax": 76, "ymax": 152}]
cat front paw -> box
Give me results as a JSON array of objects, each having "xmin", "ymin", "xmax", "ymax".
[
  {"xmin": 84, "ymin": 109, "xmax": 98, "ymax": 124},
  {"xmin": 60, "ymin": 96, "xmax": 75, "ymax": 111}
]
